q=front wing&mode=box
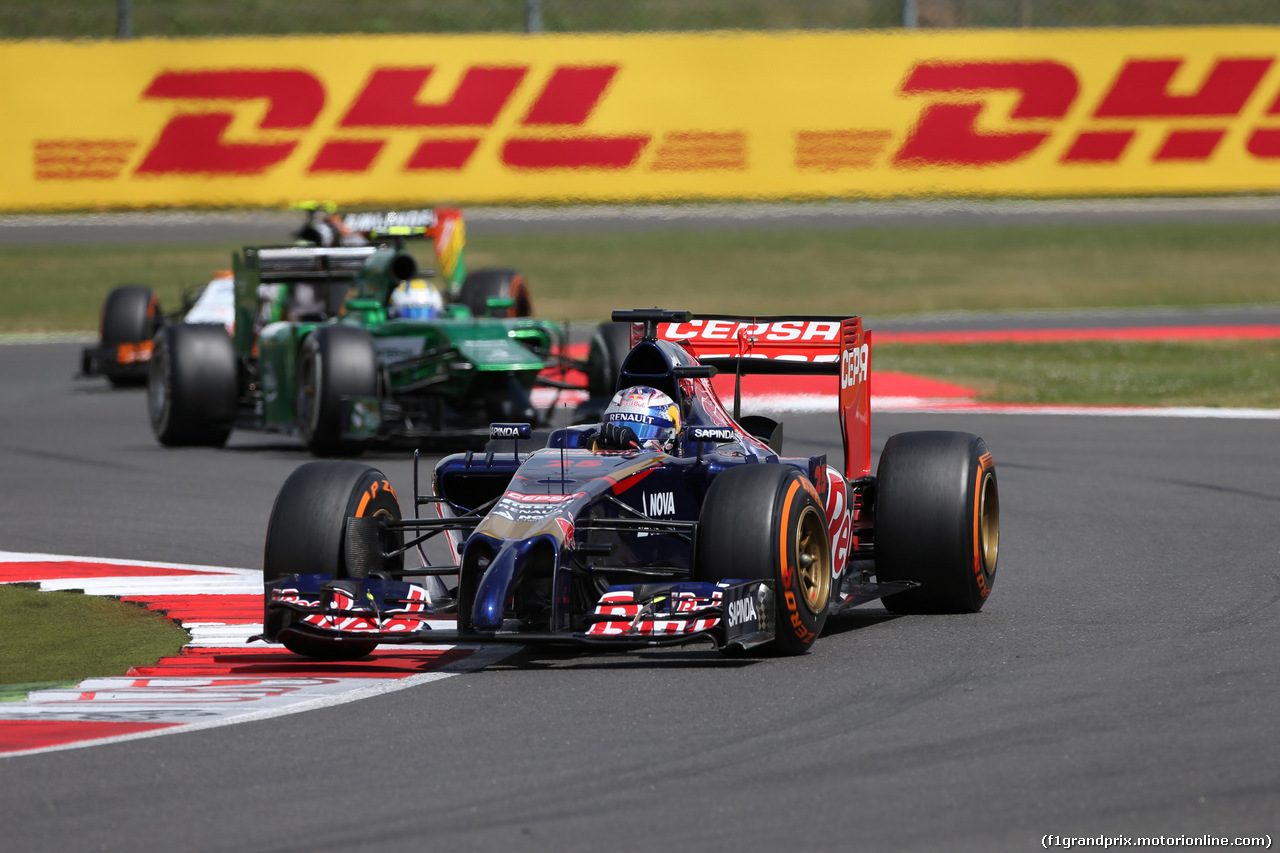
[259,574,775,651]
[80,340,153,380]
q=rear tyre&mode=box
[264,461,405,660]
[147,323,237,447]
[586,322,631,399]
[458,268,532,318]
[572,322,632,422]
[875,431,1000,614]
[296,325,377,457]
[101,286,161,387]
[696,463,831,655]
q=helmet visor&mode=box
[604,411,676,446]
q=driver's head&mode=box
[599,386,681,452]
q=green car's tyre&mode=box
[264,461,404,661]
[696,463,832,655]
[100,285,161,388]
[874,431,1000,614]
[459,268,531,318]
[147,323,237,447]
[296,325,377,457]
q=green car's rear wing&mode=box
[233,244,417,354]
[251,246,379,280]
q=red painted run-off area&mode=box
[0,561,227,582]
[131,646,473,678]
[0,721,181,753]
[120,594,262,623]
[0,560,475,755]
[3,645,473,753]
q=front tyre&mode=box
[264,461,405,660]
[101,285,161,388]
[148,323,237,447]
[296,325,377,457]
[875,431,1000,614]
[697,463,831,655]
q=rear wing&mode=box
[246,246,379,282]
[308,206,467,287]
[613,310,872,480]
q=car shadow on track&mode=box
[820,608,901,638]
[489,646,758,671]
[483,610,903,671]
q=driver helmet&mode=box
[389,278,444,320]
[601,386,681,452]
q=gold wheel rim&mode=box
[978,470,999,575]
[796,505,831,615]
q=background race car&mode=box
[256,309,1001,660]
[146,211,611,454]
[79,205,535,388]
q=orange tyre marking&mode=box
[778,479,800,590]
[972,451,994,598]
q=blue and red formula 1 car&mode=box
[256,309,1001,659]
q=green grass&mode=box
[877,340,1280,407]
[0,585,188,686]
[0,242,238,335]
[3,0,1277,39]
[470,222,1280,323]
[9,220,1270,334]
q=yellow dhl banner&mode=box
[5,27,1280,211]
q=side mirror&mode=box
[489,423,532,441]
[684,425,737,443]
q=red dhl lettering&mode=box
[113,52,1280,183]
[895,56,1280,167]
[135,63,651,176]
[894,60,1079,168]
[340,66,528,128]
[1092,58,1271,118]
[1066,57,1273,163]
[136,69,325,175]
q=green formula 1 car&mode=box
[145,210,595,455]
[80,204,534,388]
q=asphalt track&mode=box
[7,195,1280,245]
[1,339,1277,851]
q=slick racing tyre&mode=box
[875,431,1000,614]
[148,323,237,447]
[296,325,377,457]
[264,461,405,660]
[458,268,532,318]
[586,322,631,399]
[572,322,631,423]
[697,463,832,655]
[100,285,161,387]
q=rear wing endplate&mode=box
[350,207,466,287]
